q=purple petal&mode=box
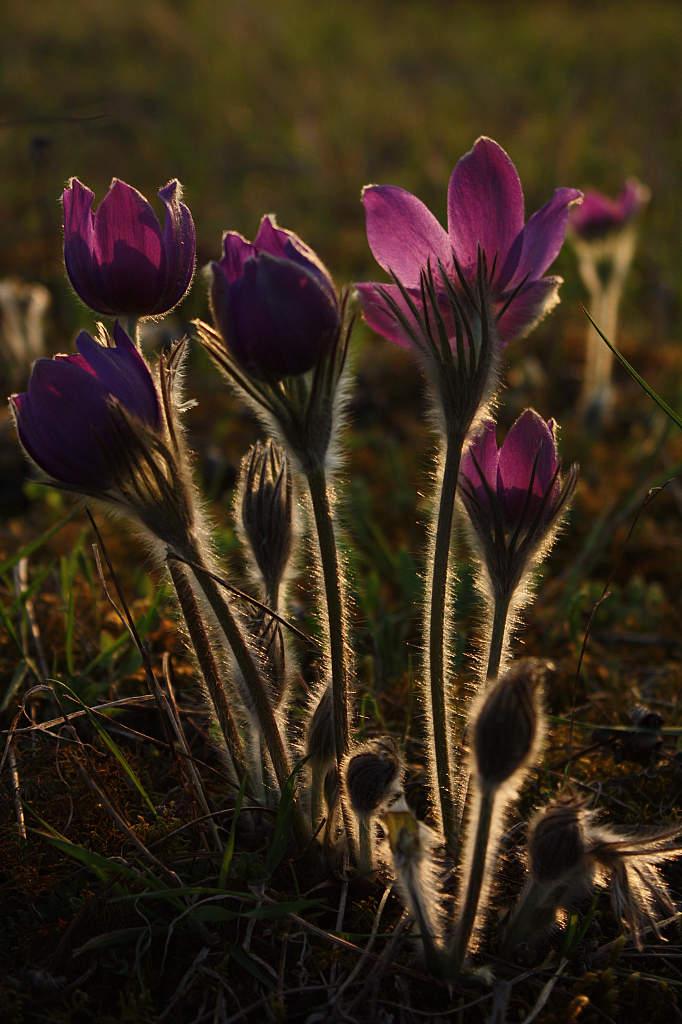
[362,185,452,288]
[219,231,258,283]
[12,358,117,489]
[496,277,562,345]
[156,179,196,314]
[76,325,161,428]
[447,138,524,274]
[356,282,423,349]
[500,188,583,291]
[461,419,500,491]
[497,410,558,520]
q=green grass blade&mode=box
[264,757,308,877]
[219,773,247,889]
[53,680,161,821]
[584,307,682,431]
[0,506,81,578]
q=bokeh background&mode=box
[2,0,682,667]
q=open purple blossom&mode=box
[63,178,196,318]
[10,321,161,494]
[459,410,578,603]
[356,137,582,350]
[208,215,340,381]
[570,179,650,241]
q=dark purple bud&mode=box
[63,177,196,318]
[209,215,340,381]
[570,179,650,241]
[344,737,402,819]
[240,439,293,593]
[10,322,161,494]
[528,795,587,885]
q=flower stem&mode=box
[125,315,139,345]
[426,435,461,850]
[451,786,494,971]
[186,549,312,852]
[305,464,350,766]
[168,560,251,792]
[486,592,512,681]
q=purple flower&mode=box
[63,178,196,318]
[209,215,340,381]
[459,410,578,599]
[570,179,650,241]
[357,137,582,349]
[10,321,161,494]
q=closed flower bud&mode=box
[207,215,340,382]
[472,659,551,791]
[63,178,195,319]
[528,795,587,885]
[306,685,335,772]
[240,439,293,598]
[343,737,402,820]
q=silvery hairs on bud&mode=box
[452,660,553,967]
[472,658,552,794]
[343,737,403,821]
[238,438,294,604]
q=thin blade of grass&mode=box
[0,506,80,578]
[264,757,308,877]
[583,306,682,431]
[219,774,247,888]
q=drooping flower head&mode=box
[357,137,582,352]
[10,323,196,549]
[63,178,196,318]
[503,792,682,952]
[570,178,650,242]
[459,410,578,602]
[207,215,341,381]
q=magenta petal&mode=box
[363,185,452,288]
[501,188,583,290]
[76,325,161,428]
[497,410,558,519]
[254,215,299,259]
[496,277,562,345]
[220,232,257,282]
[447,138,525,273]
[461,419,499,492]
[157,179,196,313]
[355,282,419,349]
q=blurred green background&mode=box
[1,0,681,353]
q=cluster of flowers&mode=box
[9,138,680,976]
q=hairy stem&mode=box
[425,435,462,849]
[452,786,494,971]
[186,548,312,852]
[486,591,512,681]
[169,560,251,792]
[305,464,350,766]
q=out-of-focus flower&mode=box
[63,178,195,318]
[570,179,650,242]
[0,279,50,386]
[208,215,340,381]
[11,322,160,493]
[357,137,581,350]
[459,410,578,601]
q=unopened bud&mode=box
[473,659,552,790]
[240,439,292,594]
[306,685,335,770]
[344,737,402,820]
[528,796,587,884]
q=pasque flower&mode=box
[207,214,341,381]
[459,410,578,602]
[357,137,581,350]
[11,321,161,494]
[10,322,197,552]
[570,178,650,241]
[63,177,195,318]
